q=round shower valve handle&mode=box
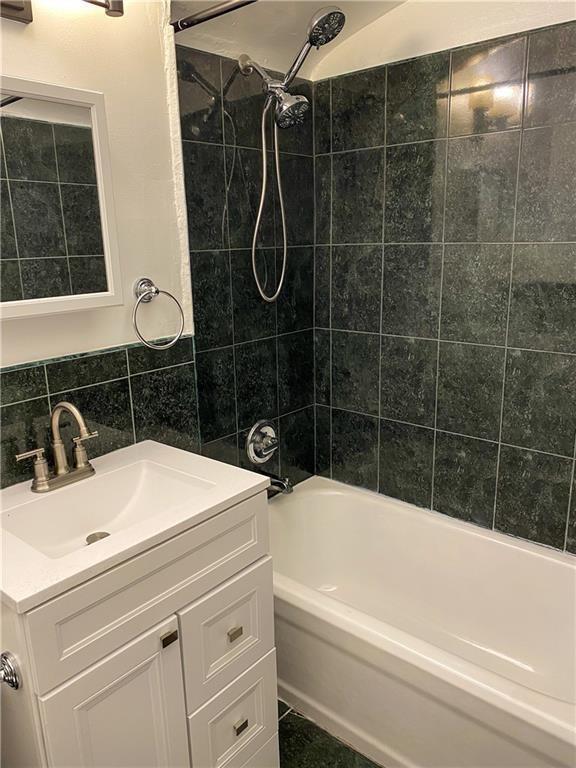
[1,652,21,690]
[246,420,279,464]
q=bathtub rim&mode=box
[273,570,576,750]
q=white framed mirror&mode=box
[0,76,122,319]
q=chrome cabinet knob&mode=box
[1,652,21,690]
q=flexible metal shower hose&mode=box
[251,96,288,303]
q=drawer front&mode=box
[179,557,274,712]
[27,493,269,694]
[188,650,277,768]
[240,734,279,768]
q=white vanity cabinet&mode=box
[1,486,279,768]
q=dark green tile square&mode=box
[222,57,273,150]
[509,243,576,354]
[10,181,65,259]
[314,329,331,406]
[315,405,331,477]
[231,248,276,343]
[332,66,386,151]
[445,131,520,242]
[0,260,22,301]
[1,116,58,181]
[315,154,331,245]
[55,379,133,462]
[525,23,576,127]
[332,244,382,333]
[332,408,379,491]
[380,336,437,427]
[0,397,51,489]
[277,247,314,333]
[190,250,233,350]
[131,364,199,452]
[235,338,278,430]
[1,180,17,259]
[46,349,127,393]
[201,433,239,467]
[495,445,572,549]
[227,146,274,249]
[387,51,450,144]
[379,419,434,507]
[176,46,223,144]
[279,711,381,768]
[314,79,331,155]
[278,330,314,414]
[332,149,384,244]
[441,244,512,344]
[516,123,576,242]
[60,184,103,255]
[276,154,314,246]
[385,140,446,243]
[433,432,498,527]
[332,330,379,415]
[20,258,70,299]
[280,406,315,485]
[183,141,227,250]
[502,349,576,456]
[53,124,97,184]
[450,37,526,136]
[0,365,46,406]
[315,245,330,328]
[437,342,504,440]
[127,336,194,375]
[382,244,442,337]
[69,256,107,294]
[196,347,236,443]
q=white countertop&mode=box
[1,441,269,614]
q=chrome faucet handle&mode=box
[15,448,51,492]
[72,431,99,470]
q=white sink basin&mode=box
[1,441,268,612]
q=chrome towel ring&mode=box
[132,277,185,351]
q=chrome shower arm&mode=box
[282,41,312,88]
[238,55,278,89]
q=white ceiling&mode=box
[171,0,405,80]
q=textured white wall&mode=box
[1,0,191,367]
[312,0,576,79]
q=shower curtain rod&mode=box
[171,0,257,33]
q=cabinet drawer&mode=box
[27,493,268,694]
[240,734,279,768]
[179,557,274,712]
[188,650,277,768]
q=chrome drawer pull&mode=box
[234,718,249,737]
[227,625,243,643]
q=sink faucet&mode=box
[15,401,98,493]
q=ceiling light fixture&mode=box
[82,0,123,17]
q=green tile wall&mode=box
[313,21,576,553]
[0,337,198,489]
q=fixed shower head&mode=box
[274,91,310,129]
[307,6,346,47]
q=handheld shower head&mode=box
[274,92,310,129]
[307,6,346,47]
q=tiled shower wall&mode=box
[313,21,576,553]
[176,45,316,481]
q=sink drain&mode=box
[86,531,110,545]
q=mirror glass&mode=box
[1,95,108,302]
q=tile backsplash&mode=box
[0,116,106,301]
[313,21,576,553]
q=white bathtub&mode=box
[270,476,576,768]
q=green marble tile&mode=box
[332,149,384,244]
[379,419,434,508]
[69,256,107,294]
[201,433,239,467]
[332,66,386,151]
[0,396,51,488]
[380,336,437,428]
[0,365,47,406]
[1,116,58,181]
[525,23,576,127]
[127,336,194,375]
[278,330,314,414]
[280,406,315,485]
[332,409,379,492]
[46,349,127,394]
[332,331,379,415]
[332,244,382,333]
[53,124,97,184]
[191,250,233,351]
[176,46,223,145]
[196,347,236,443]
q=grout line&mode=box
[51,125,73,296]
[181,135,313,159]
[430,51,452,511]
[124,349,137,444]
[562,434,576,551]
[492,41,529,530]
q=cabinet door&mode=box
[39,616,189,768]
